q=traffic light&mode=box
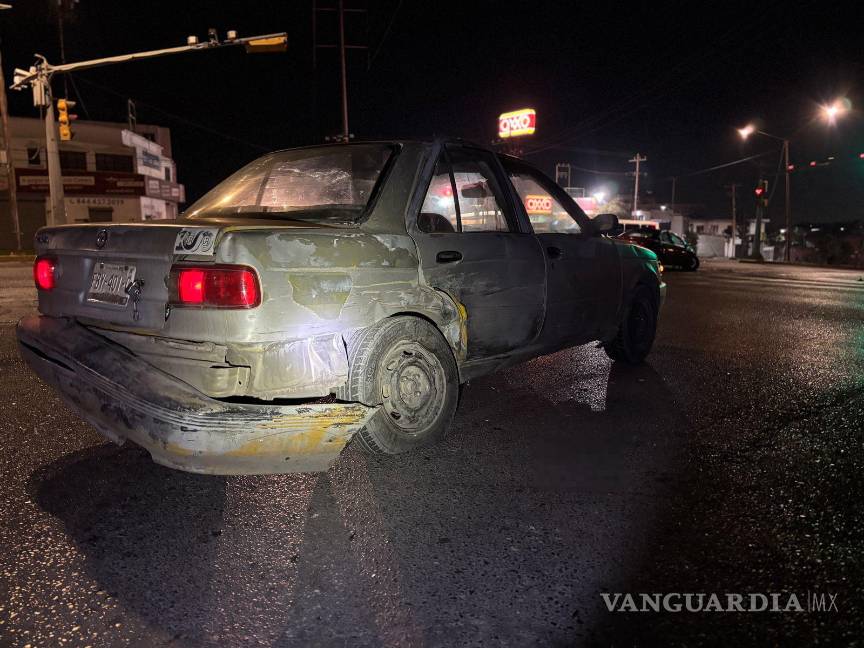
[754,179,768,204]
[56,98,77,141]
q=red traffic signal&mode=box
[754,179,768,200]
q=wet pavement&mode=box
[1,259,863,646]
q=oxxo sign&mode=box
[525,194,553,214]
[498,108,536,138]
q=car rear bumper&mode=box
[16,315,375,475]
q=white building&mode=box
[1,117,184,249]
[687,217,770,258]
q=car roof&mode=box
[265,138,506,159]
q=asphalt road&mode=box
[1,259,863,647]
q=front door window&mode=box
[507,171,582,234]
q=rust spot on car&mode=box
[288,273,353,319]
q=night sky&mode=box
[2,0,862,224]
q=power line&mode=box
[524,144,632,159]
[369,0,402,68]
[522,0,787,155]
[72,75,269,152]
[678,150,776,178]
[66,73,90,119]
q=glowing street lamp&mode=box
[592,190,607,203]
[737,124,756,139]
[820,98,850,124]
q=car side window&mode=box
[669,232,686,247]
[507,169,582,234]
[418,158,459,233]
[446,146,512,233]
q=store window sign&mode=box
[141,151,162,170]
[498,108,536,138]
[525,194,552,214]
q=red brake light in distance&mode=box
[170,265,260,308]
[33,257,56,291]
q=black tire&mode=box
[603,284,658,364]
[342,316,459,455]
[686,254,700,271]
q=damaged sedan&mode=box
[17,140,665,474]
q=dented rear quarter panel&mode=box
[154,142,466,398]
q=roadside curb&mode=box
[736,258,864,271]
[0,255,35,263]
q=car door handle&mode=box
[436,250,463,263]
[546,246,564,259]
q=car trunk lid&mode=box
[35,223,219,331]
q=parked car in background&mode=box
[17,140,665,475]
[618,227,699,270]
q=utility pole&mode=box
[724,183,739,259]
[751,180,768,261]
[0,42,22,250]
[313,1,367,142]
[629,153,647,217]
[56,0,73,99]
[127,98,136,133]
[337,0,349,140]
[670,176,677,212]
[10,30,287,226]
[555,162,571,190]
[782,139,791,262]
[43,89,64,225]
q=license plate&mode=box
[87,262,136,306]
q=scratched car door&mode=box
[408,145,546,360]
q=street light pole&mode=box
[9,30,287,228]
[737,126,792,262]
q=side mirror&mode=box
[592,212,619,234]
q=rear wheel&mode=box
[344,316,459,455]
[603,284,658,364]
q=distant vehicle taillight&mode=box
[33,257,56,291]
[168,265,261,308]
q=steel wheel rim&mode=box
[628,300,654,356]
[380,341,446,433]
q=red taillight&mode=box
[177,269,206,304]
[170,265,260,308]
[33,257,56,291]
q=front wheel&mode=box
[603,285,658,364]
[686,254,700,271]
[345,316,459,455]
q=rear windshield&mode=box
[185,144,394,222]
